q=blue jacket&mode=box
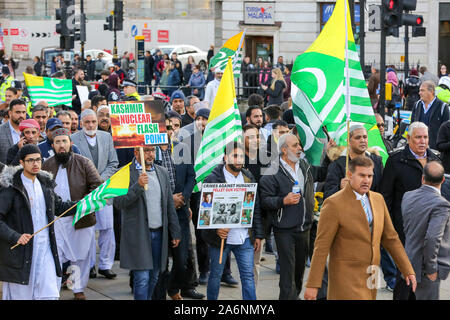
[188,72,206,99]
[167,69,181,96]
[38,138,82,161]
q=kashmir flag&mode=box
[209,31,245,75]
[73,163,131,225]
[23,72,72,107]
[291,0,388,165]
[193,58,242,192]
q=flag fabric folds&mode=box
[23,72,72,107]
[73,163,131,225]
[208,31,245,75]
[291,0,388,165]
[193,58,243,192]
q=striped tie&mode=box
[361,197,373,225]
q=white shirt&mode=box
[222,167,249,245]
[8,121,21,145]
[204,78,220,107]
[84,133,97,147]
[280,158,304,194]
[353,190,373,228]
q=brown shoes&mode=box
[74,292,86,300]
[170,292,183,300]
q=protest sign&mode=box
[197,183,258,229]
[109,100,168,148]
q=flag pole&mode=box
[232,29,246,72]
[344,0,351,175]
[219,238,225,264]
[10,202,78,250]
[140,146,148,191]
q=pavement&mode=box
[2,226,449,300]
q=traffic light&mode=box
[400,0,424,27]
[412,26,426,37]
[382,0,400,37]
[114,1,124,31]
[104,15,113,31]
[55,0,71,36]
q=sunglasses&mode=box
[377,123,385,128]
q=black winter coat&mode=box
[0,167,76,285]
[265,80,286,106]
[380,146,441,244]
[259,158,315,232]
[410,98,449,150]
[201,164,265,248]
[324,152,384,200]
[436,120,450,173]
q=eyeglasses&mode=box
[24,158,42,164]
[377,123,385,128]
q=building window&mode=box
[154,0,174,10]
[190,0,211,10]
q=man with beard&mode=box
[259,133,316,300]
[0,99,27,164]
[68,110,79,133]
[0,144,76,300]
[6,119,40,166]
[246,105,269,142]
[42,128,103,300]
[38,118,82,161]
[97,105,111,132]
[71,109,119,280]
[202,141,264,300]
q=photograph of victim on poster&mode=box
[197,183,257,229]
[109,100,167,148]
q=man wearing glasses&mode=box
[0,144,75,299]
[375,113,394,154]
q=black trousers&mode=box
[167,217,195,295]
[113,207,121,260]
[274,228,310,300]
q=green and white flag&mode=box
[193,58,242,192]
[291,0,388,166]
[23,73,72,107]
[209,31,245,75]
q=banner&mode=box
[197,183,257,229]
[109,100,168,148]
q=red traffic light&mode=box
[402,13,424,26]
[384,0,398,11]
[389,0,395,10]
[416,17,423,25]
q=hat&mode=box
[170,90,185,103]
[1,65,10,75]
[152,92,170,102]
[46,118,63,131]
[52,128,71,138]
[19,119,40,132]
[167,110,182,122]
[122,79,137,87]
[195,108,210,120]
[11,80,22,90]
[128,63,135,69]
[19,144,41,161]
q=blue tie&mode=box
[361,197,373,225]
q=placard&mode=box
[197,183,258,229]
[76,85,90,105]
[109,100,168,148]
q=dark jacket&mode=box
[167,69,181,96]
[42,153,103,229]
[411,98,449,150]
[72,78,82,114]
[201,164,265,248]
[259,158,315,232]
[324,151,384,199]
[113,161,181,271]
[380,146,441,244]
[0,167,75,285]
[86,59,96,81]
[265,80,286,106]
[144,55,155,83]
[403,75,421,111]
[436,120,450,173]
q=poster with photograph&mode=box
[197,183,258,229]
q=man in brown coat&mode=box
[304,157,416,300]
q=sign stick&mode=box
[219,238,225,264]
[10,202,78,250]
[140,146,148,190]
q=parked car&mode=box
[151,45,208,71]
[76,49,113,64]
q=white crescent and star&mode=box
[294,67,327,103]
[50,78,64,89]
